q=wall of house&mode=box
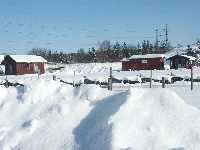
[122,61,131,71]
[169,56,191,69]
[122,57,164,70]
[2,56,17,75]
[16,63,45,75]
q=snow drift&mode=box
[0,80,200,150]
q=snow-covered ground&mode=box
[0,62,200,150]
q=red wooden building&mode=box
[1,55,47,75]
[121,54,165,71]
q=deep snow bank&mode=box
[109,89,200,150]
[61,62,121,75]
[0,80,112,150]
[0,80,200,150]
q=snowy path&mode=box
[73,91,128,150]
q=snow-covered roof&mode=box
[165,43,200,59]
[121,58,129,62]
[181,55,196,61]
[9,55,47,63]
[165,54,196,61]
[0,55,4,63]
[129,54,165,59]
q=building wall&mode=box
[16,63,45,75]
[169,56,190,69]
[122,57,164,70]
[2,55,46,75]
[2,56,17,75]
[122,61,131,71]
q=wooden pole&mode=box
[162,77,165,88]
[53,75,56,81]
[108,67,112,90]
[150,70,152,88]
[191,67,193,90]
[37,70,40,79]
[73,70,75,87]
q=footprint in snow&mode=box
[171,147,184,150]
[0,126,10,141]
[21,119,39,134]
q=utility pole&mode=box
[155,28,159,53]
[165,24,168,51]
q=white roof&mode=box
[0,55,4,63]
[181,55,196,61]
[121,58,129,62]
[165,54,196,61]
[129,54,165,59]
[9,55,47,63]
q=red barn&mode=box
[1,55,47,75]
[122,54,165,71]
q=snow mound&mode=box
[74,88,200,150]
[109,89,200,150]
[0,80,200,150]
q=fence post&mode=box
[191,67,193,90]
[73,70,75,87]
[162,77,165,88]
[5,79,9,88]
[37,70,40,79]
[150,70,152,88]
[53,75,56,81]
[108,67,112,91]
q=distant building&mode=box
[166,54,196,69]
[1,55,47,75]
[121,54,165,70]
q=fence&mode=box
[110,67,200,91]
[1,67,200,91]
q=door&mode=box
[34,64,39,73]
[8,64,13,74]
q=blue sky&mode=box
[0,0,200,54]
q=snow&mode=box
[129,54,165,59]
[0,55,4,63]
[181,55,196,60]
[0,62,200,150]
[121,58,129,62]
[8,55,47,63]
[165,43,200,59]
[110,89,200,150]
[0,55,4,73]
[165,54,196,61]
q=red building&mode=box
[122,54,165,71]
[1,55,47,75]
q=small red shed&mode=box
[1,55,47,75]
[122,54,165,71]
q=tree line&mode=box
[29,40,171,63]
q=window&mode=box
[141,59,148,64]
